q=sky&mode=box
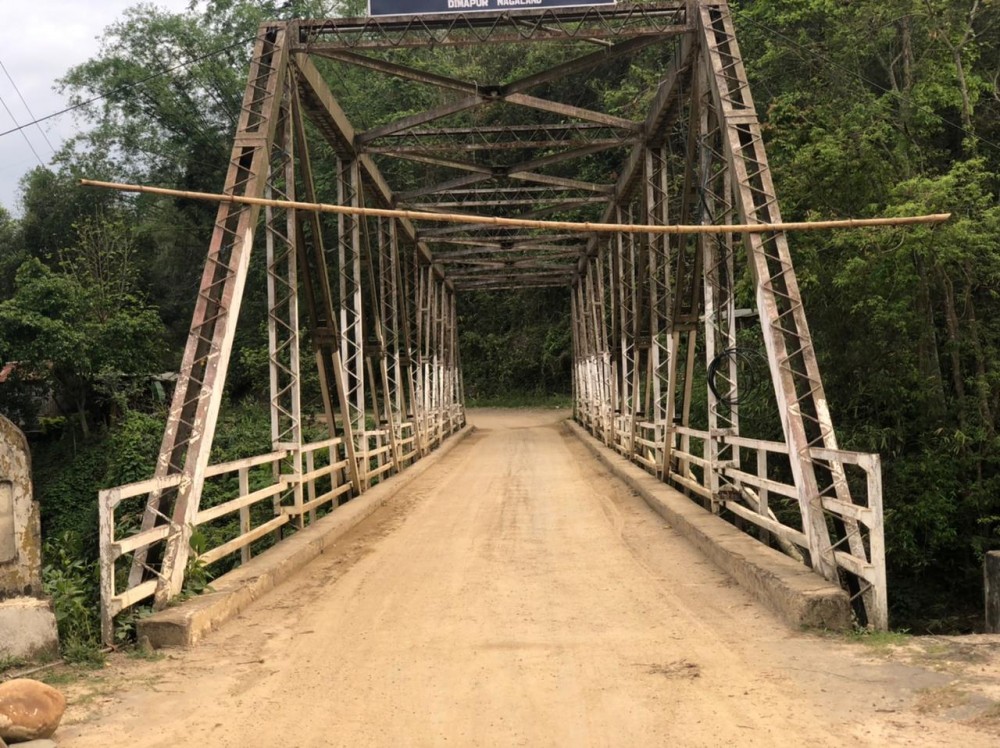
[0,0,195,215]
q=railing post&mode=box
[98,489,116,645]
[238,467,251,565]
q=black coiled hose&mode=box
[706,348,764,408]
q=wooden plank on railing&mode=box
[286,482,353,514]
[807,446,869,465]
[368,460,394,481]
[204,450,286,479]
[672,450,710,469]
[194,481,288,525]
[99,475,182,509]
[722,466,798,500]
[820,496,874,525]
[722,500,809,549]
[109,579,157,617]
[673,425,708,439]
[670,472,712,499]
[634,452,657,470]
[299,437,343,454]
[832,549,873,579]
[297,459,349,483]
[365,445,393,459]
[112,524,172,560]
[198,514,290,567]
[722,434,789,455]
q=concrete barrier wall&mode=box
[566,420,852,631]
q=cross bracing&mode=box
[98,1,889,644]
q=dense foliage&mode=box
[733,0,1000,630]
[0,0,997,653]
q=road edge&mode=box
[138,424,477,648]
[565,419,852,632]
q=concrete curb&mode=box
[565,420,852,631]
[138,425,476,648]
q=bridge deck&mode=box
[63,410,993,746]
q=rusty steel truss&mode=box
[98,1,887,642]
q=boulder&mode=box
[0,679,65,743]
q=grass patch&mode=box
[915,684,969,714]
[36,662,102,688]
[847,628,911,651]
[969,701,1000,728]
[0,655,29,674]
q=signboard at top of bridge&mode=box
[368,0,617,19]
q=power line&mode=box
[0,58,57,154]
[737,11,1000,156]
[0,33,257,141]
[0,91,46,169]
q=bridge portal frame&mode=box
[98,1,886,644]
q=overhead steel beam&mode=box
[455,276,574,287]
[510,141,626,173]
[415,197,607,209]
[292,53,451,286]
[507,172,610,193]
[435,249,581,262]
[376,150,495,175]
[425,233,588,245]
[433,245,584,259]
[358,95,484,143]
[398,173,491,201]
[311,50,478,94]
[365,139,629,154]
[379,122,632,138]
[575,32,694,278]
[502,35,665,94]
[292,4,690,51]
[505,92,641,131]
[386,142,622,182]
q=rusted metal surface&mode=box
[99,17,466,642]
[570,2,887,629]
[293,4,691,50]
[98,1,887,641]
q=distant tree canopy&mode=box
[0,0,997,631]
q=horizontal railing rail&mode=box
[576,413,887,629]
[99,410,465,643]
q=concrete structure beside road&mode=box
[0,414,59,660]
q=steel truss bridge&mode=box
[98,1,888,643]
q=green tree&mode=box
[0,213,166,435]
[734,0,1000,629]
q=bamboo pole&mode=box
[80,178,951,235]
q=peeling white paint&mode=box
[0,415,42,597]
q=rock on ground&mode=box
[0,679,65,743]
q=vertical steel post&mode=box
[143,27,291,605]
[264,90,304,527]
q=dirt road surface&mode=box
[57,410,1000,746]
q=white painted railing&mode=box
[577,415,888,629]
[99,414,464,643]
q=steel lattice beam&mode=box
[100,2,887,644]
